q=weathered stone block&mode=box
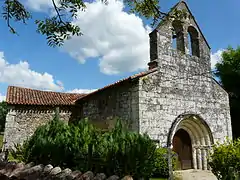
[121,176,133,180]
[106,175,119,180]
[76,171,94,180]
[17,164,44,179]
[66,170,82,180]
[49,167,62,176]
[93,173,106,180]
[43,164,54,175]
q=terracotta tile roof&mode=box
[6,68,157,106]
[78,68,158,101]
[6,86,86,106]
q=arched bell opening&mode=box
[188,26,200,57]
[172,20,185,53]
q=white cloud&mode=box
[62,0,150,75]
[0,93,6,102]
[67,88,97,94]
[23,0,151,75]
[24,0,57,12]
[211,49,224,69]
[0,51,63,91]
[23,0,223,75]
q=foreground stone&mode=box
[173,169,217,180]
[0,161,133,180]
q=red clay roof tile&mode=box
[6,68,157,106]
[6,86,86,106]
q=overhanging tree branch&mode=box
[51,0,66,25]
[1,0,185,47]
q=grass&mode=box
[150,178,167,180]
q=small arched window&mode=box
[188,26,200,57]
[172,20,185,53]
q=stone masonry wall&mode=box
[77,81,139,131]
[139,59,232,146]
[140,2,232,146]
[3,105,75,150]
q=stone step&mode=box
[173,169,217,180]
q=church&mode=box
[3,1,232,171]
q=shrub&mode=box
[93,120,157,178]
[208,138,240,180]
[11,118,158,179]
[11,117,99,169]
[9,143,28,162]
[152,147,177,178]
[18,117,73,166]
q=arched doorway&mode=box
[167,114,214,171]
[172,129,193,170]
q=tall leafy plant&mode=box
[15,117,99,169]
[22,117,71,166]
[93,120,157,178]
[208,138,240,180]
[214,46,240,139]
[11,118,171,179]
[0,101,7,132]
[152,148,177,178]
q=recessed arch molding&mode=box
[167,113,214,177]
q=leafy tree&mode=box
[0,101,7,132]
[208,138,240,180]
[1,0,186,47]
[214,46,240,139]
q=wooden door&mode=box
[172,129,193,170]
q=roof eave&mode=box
[76,68,158,103]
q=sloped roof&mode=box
[77,68,158,101]
[6,86,86,106]
[6,68,157,106]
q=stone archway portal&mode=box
[168,114,214,171]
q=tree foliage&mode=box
[214,46,240,138]
[0,101,7,132]
[152,147,177,178]
[208,138,240,180]
[1,0,185,47]
[10,117,173,178]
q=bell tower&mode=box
[148,1,211,74]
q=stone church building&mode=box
[3,1,232,171]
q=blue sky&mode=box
[0,0,240,100]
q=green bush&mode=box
[152,147,177,178]
[208,138,240,180]
[9,143,28,162]
[11,118,99,169]
[11,118,158,179]
[93,120,157,178]
[0,101,7,132]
